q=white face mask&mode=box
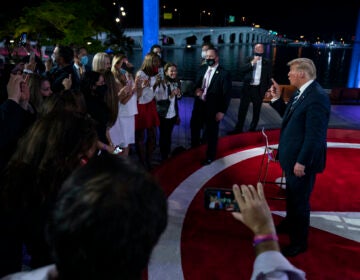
[201,51,207,59]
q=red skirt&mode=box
[135,99,160,130]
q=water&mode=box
[126,44,353,89]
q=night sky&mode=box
[130,1,359,41]
[2,1,359,42]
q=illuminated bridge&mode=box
[97,26,283,48]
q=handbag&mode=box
[156,99,170,117]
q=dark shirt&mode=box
[44,64,79,94]
[85,94,109,144]
[0,99,36,172]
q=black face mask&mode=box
[254,53,263,57]
[206,59,215,66]
[94,84,108,96]
[121,62,127,69]
[124,66,134,74]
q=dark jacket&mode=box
[45,64,79,94]
[239,56,272,97]
[271,81,331,174]
[0,100,36,171]
[194,64,232,116]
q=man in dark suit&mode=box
[268,58,331,257]
[0,74,36,173]
[73,46,91,82]
[43,45,79,94]
[190,47,232,165]
[229,43,272,134]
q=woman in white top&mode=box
[134,52,163,170]
[156,62,182,161]
[109,54,138,156]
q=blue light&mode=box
[143,0,159,58]
[348,9,360,88]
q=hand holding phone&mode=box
[158,67,164,80]
[113,146,123,155]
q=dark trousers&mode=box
[285,171,316,247]
[190,98,206,148]
[0,227,23,277]
[135,127,157,169]
[190,98,219,161]
[236,85,264,131]
[159,116,177,161]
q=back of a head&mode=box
[92,52,111,72]
[58,45,74,65]
[80,70,101,97]
[28,73,44,112]
[0,111,98,210]
[140,52,161,76]
[202,42,214,50]
[47,153,168,280]
[41,90,87,116]
[13,110,97,169]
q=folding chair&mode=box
[257,128,286,199]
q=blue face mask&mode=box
[80,56,88,66]
[120,68,127,75]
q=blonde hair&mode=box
[111,54,127,86]
[287,58,317,80]
[92,52,111,72]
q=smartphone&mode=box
[204,188,240,212]
[158,67,164,79]
[113,146,123,155]
[19,32,27,46]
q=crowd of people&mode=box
[0,42,182,276]
[0,38,330,279]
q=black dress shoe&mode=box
[281,244,307,257]
[201,159,212,165]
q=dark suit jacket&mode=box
[0,100,36,171]
[239,56,272,97]
[73,64,91,87]
[195,64,232,116]
[271,81,331,174]
[45,64,79,94]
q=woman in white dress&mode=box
[108,54,138,156]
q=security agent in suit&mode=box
[190,47,232,165]
[268,58,331,257]
[230,43,272,134]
